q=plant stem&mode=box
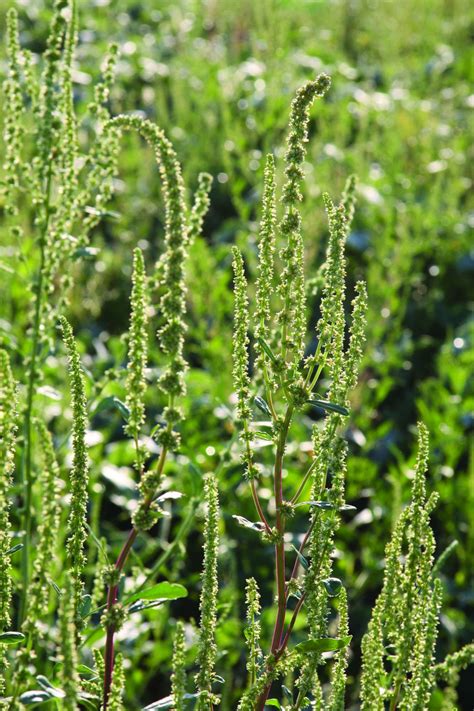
[290,460,316,505]
[19,162,53,625]
[255,405,293,710]
[132,496,198,594]
[103,526,138,706]
[103,445,168,708]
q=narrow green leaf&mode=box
[254,396,271,417]
[254,430,273,441]
[36,676,66,699]
[291,544,309,570]
[307,399,349,416]
[265,700,281,709]
[77,692,101,710]
[72,246,100,260]
[232,515,266,533]
[19,690,51,705]
[143,693,201,710]
[37,385,62,401]
[79,594,92,618]
[92,395,130,421]
[295,635,352,654]
[339,504,357,512]
[0,632,25,645]
[155,491,183,504]
[126,582,188,606]
[257,337,278,365]
[295,500,335,510]
[6,543,23,555]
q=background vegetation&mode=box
[0,0,472,708]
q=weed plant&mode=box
[0,2,472,710]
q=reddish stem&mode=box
[255,407,293,710]
[103,527,138,707]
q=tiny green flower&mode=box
[59,575,80,710]
[171,621,187,710]
[195,474,220,709]
[124,248,150,469]
[59,316,90,633]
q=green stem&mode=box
[290,459,316,505]
[103,424,171,708]
[255,405,293,711]
[132,496,198,594]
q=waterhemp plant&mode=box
[0,0,213,707]
[229,74,369,709]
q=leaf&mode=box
[0,632,25,645]
[257,337,278,365]
[77,664,97,676]
[36,676,66,699]
[79,594,92,618]
[291,544,309,570]
[295,500,335,510]
[254,396,271,417]
[307,399,349,416]
[295,635,352,654]
[72,246,100,260]
[37,385,62,401]
[6,543,23,555]
[143,693,201,710]
[19,690,52,705]
[0,261,14,274]
[323,577,343,597]
[85,206,120,220]
[126,582,188,606]
[48,579,62,597]
[155,491,183,504]
[339,504,357,512]
[232,515,265,533]
[254,430,273,441]
[265,700,281,709]
[92,396,130,421]
[77,692,101,710]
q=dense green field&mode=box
[0,0,472,709]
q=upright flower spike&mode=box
[278,74,331,369]
[318,196,347,405]
[108,653,125,711]
[328,588,350,711]
[171,621,187,710]
[2,8,25,215]
[0,350,16,693]
[195,474,220,709]
[341,174,357,230]
[107,115,189,437]
[188,172,213,246]
[36,0,69,187]
[59,316,89,632]
[255,154,277,380]
[361,424,445,710]
[344,280,368,397]
[244,578,262,688]
[22,420,61,640]
[232,247,256,480]
[59,576,80,710]
[124,248,149,472]
[79,43,121,243]
[232,247,252,424]
[43,0,79,292]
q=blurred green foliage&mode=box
[0,0,472,707]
